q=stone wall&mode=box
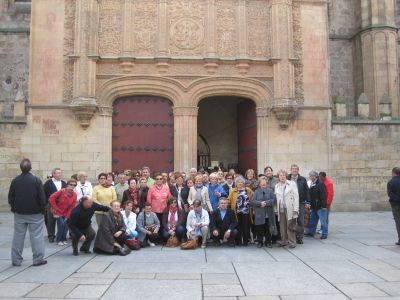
[0,1,30,121]
[331,122,400,211]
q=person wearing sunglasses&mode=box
[49,179,78,246]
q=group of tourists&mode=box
[8,158,337,265]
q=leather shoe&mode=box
[48,237,55,243]
[320,236,327,240]
[395,241,400,246]
[12,262,21,267]
[80,248,92,254]
[265,243,273,248]
[257,243,263,248]
[32,260,47,266]
[296,239,303,244]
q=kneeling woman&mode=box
[162,197,186,242]
[94,200,131,256]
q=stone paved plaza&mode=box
[0,212,400,299]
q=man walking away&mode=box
[8,159,47,266]
[388,167,400,245]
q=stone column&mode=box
[70,0,99,128]
[270,0,297,129]
[173,106,198,172]
[256,107,269,173]
[358,0,399,117]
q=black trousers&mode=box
[69,225,96,252]
[391,202,400,242]
[156,213,164,239]
[212,228,238,244]
[256,219,272,244]
[236,213,250,245]
[271,214,281,242]
[45,204,56,240]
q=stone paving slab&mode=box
[66,284,109,299]
[234,261,339,296]
[101,279,202,300]
[202,273,240,285]
[280,294,349,300]
[307,260,384,284]
[0,282,40,298]
[373,282,400,297]
[205,247,275,263]
[336,282,388,298]
[351,258,400,281]
[203,284,245,297]
[25,283,77,298]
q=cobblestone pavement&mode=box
[0,212,400,299]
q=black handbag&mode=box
[288,218,303,234]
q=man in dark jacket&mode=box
[43,168,66,242]
[67,196,110,256]
[8,159,47,267]
[388,167,400,245]
[288,164,310,244]
[210,198,238,247]
[306,170,328,239]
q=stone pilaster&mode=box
[206,0,216,58]
[70,0,99,128]
[256,107,269,173]
[173,106,198,172]
[157,0,168,57]
[0,0,9,13]
[238,0,247,58]
[271,0,297,129]
[358,0,399,118]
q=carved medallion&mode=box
[169,18,204,50]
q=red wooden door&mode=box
[237,100,257,174]
[112,96,174,173]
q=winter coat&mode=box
[252,188,277,235]
[275,180,299,221]
[94,210,126,254]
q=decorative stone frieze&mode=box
[271,98,297,129]
[70,97,98,129]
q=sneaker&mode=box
[317,229,322,235]
[63,241,68,245]
[57,241,64,246]
[32,260,47,267]
[147,240,155,247]
[201,244,206,249]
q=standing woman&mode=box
[170,173,189,213]
[122,178,139,213]
[245,169,258,191]
[187,175,212,212]
[49,179,78,246]
[147,173,171,235]
[228,175,253,246]
[92,173,117,226]
[275,170,299,248]
[138,177,149,211]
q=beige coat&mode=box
[274,180,299,221]
[187,186,212,211]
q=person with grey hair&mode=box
[114,173,129,202]
[208,172,227,211]
[228,175,253,246]
[306,170,328,239]
[186,199,210,248]
[74,171,93,203]
[43,167,66,243]
[8,159,47,266]
[275,170,299,248]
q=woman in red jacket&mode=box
[50,179,77,246]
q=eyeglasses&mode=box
[68,184,77,187]
[156,178,163,180]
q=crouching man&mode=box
[67,196,109,256]
[210,198,238,247]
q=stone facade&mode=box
[0,0,398,211]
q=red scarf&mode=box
[129,188,138,206]
[169,206,178,228]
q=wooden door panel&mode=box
[112,96,174,173]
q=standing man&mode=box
[388,167,400,245]
[307,170,328,239]
[114,173,128,202]
[138,166,155,188]
[74,171,93,203]
[8,159,47,266]
[319,171,334,225]
[43,168,66,242]
[288,164,310,244]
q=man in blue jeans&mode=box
[306,170,328,239]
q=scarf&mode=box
[195,210,202,236]
[169,206,178,228]
[129,187,137,205]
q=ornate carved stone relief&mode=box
[63,0,76,102]
[246,0,271,58]
[215,0,238,58]
[168,0,206,56]
[98,0,122,56]
[292,1,304,104]
[133,0,157,57]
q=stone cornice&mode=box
[173,106,198,117]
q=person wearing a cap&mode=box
[306,170,328,239]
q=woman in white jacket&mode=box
[275,170,299,248]
[121,201,138,239]
[187,175,212,212]
[186,199,210,248]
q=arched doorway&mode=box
[197,96,257,174]
[112,96,174,173]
